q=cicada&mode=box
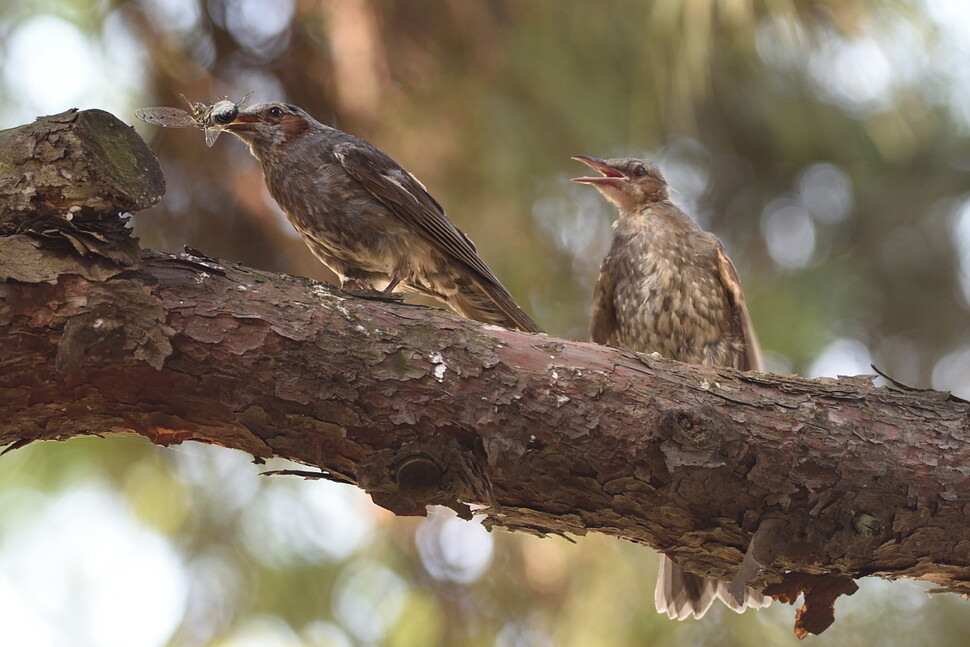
[135,92,253,147]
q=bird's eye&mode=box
[268,106,284,118]
[633,165,647,177]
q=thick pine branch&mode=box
[2,109,969,637]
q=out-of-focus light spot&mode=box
[951,196,970,308]
[416,507,494,584]
[925,0,970,40]
[761,197,816,268]
[879,19,929,86]
[808,338,872,378]
[808,34,894,113]
[755,14,809,67]
[189,33,217,71]
[797,163,853,224]
[0,12,147,126]
[140,0,202,35]
[758,14,926,118]
[302,621,353,647]
[3,15,97,119]
[931,344,970,399]
[0,484,187,647]
[332,561,407,644]
[240,479,375,567]
[178,549,246,646]
[919,0,970,129]
[218,615,302,647]
[225,0,294,58]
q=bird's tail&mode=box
[446,279,542,333]
[655,556,771,620]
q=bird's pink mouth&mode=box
[570,155,628,186]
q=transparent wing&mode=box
[203,126,222,147]
[134,107,197,128]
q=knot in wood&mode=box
[852,512,883,536]
[661,408,719,449]
[358,440,491,519]
[56,310,124,372]
[659,407,741,469]
[395,454,443,497]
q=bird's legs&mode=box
[383,271,403,294]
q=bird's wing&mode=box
[712,238,764,372]
[588,260,618,345]
[332,142,499,281]
[333,141,541,333]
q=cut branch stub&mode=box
[0,108,164,217]
[0,108,165,270]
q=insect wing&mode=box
[203,125,223,147]
[135,106,198,128]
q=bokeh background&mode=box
[3,1,970,645]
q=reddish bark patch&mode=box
[764,572,859,638]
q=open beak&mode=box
[223,113,263,132]
[570,155,628,188]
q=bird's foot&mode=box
[342,287,409,303]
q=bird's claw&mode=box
[342,287,409,303]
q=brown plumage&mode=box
[572,154,769,620]
[222,102,541,333]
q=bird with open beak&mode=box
[220,101,542,333]
[572,154,770,620]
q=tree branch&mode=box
[2,109,969,636]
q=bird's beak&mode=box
[223,113,262,132]
[570,155,628,188]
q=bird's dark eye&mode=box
[268,106,284,118]
[633,165,647,177]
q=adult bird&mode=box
[572,154,770,620]
[220,101,541,333]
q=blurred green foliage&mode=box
[2,0,970,645]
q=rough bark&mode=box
[2,109,969,637]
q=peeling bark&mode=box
[2,109,970,636]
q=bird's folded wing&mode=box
[333,142,541,333]
[588,262,617,345]
[712,238,764,372]
[333,142,505,287]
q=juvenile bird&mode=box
[572,155,770,620]
[221,102,541,333]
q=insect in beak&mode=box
[135,91,253,147]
